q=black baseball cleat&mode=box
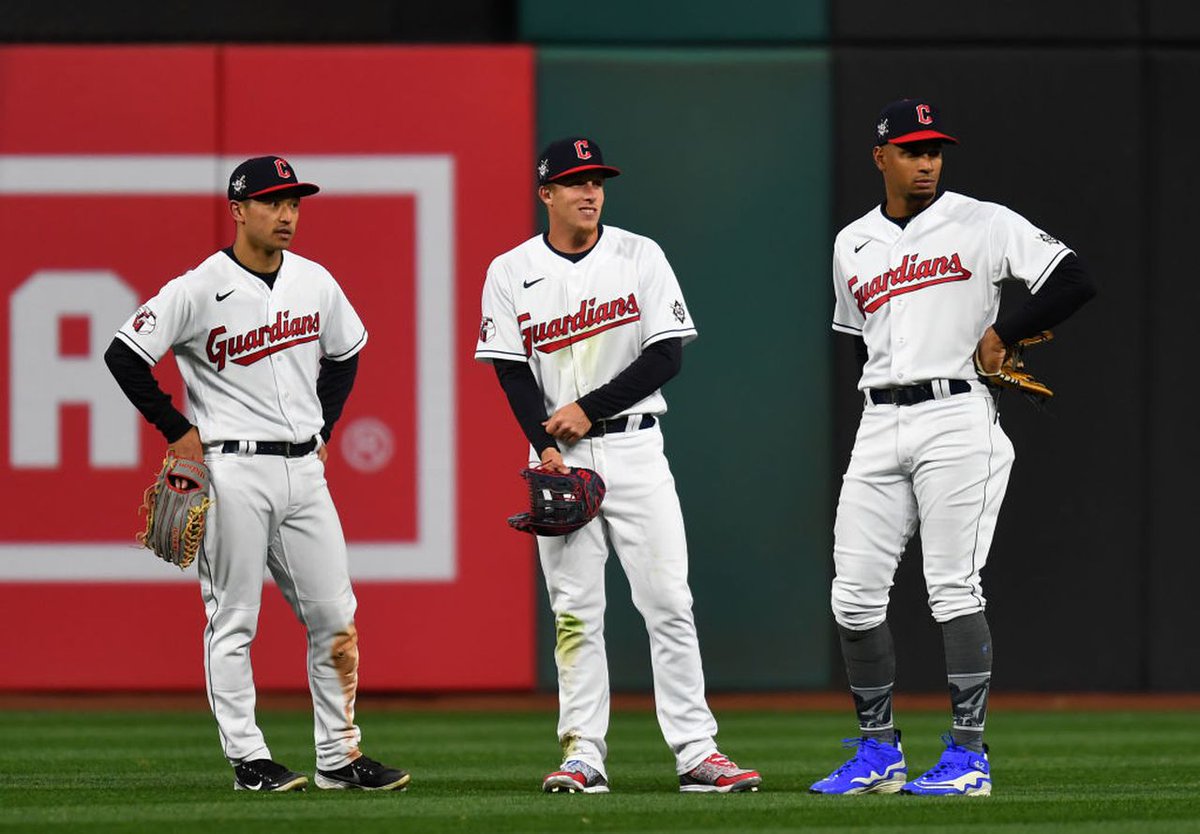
[233,758,308,792]
[315,754,411,791]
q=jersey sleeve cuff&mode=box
[832,321,863,335]
[475,347,528,363]
[642,327,697,349]
[114,330,160,365]
[324,330,368,361]
[1030,247,1073,294]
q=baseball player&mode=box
[104,156,408,792]
[810,101,1096,797]
[475,137,761,794]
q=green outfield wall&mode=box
[535,48,835,690]
[520,0,828,43]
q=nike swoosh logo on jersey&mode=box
[215,290,235,302]
[523,277,547,289]
[854,240,871,253]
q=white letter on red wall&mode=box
[10,270,139,467]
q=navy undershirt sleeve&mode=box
[576,339,682,421]
[316,353,359,442]
[103,338,193,443]
[993,253,1097,345]
[493,360,558,455]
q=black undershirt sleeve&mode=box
[992,253,1097,345]
[316,353,359,442]
[854,336,869,373]
[103,338,193,443]
[576,338,683,421]
[493,338,684,456]
[493,360,557,455]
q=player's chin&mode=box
[910,181,937,197]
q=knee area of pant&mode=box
[303,597,357,636]
[927,590,986,623]
[329,623,359,673]
[931,602,986,624]
[833,607,887,632]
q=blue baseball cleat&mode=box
[901,735,991,796]
[810,731,907,795]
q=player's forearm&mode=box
[316,353,359,442]
[104,338,193,443]
[993,254,1097,345]
[576,338,682,422]
[493,359,558,455]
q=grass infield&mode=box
[2,702,1200,833]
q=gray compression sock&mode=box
[942,611,992,753]
[838,623,897,745]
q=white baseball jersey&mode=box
[476,223,723,777]
[116,250,367,441]
[831,191,1072,389]
[473,225,697,416]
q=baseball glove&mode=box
[136,455,214,569]
[507,464,606,537]
[974,330,1054,403]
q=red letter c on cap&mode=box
[915,104,933,125]
[574,140,592,160]
[275,158,293,178]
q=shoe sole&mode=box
[810,778,906,796]
[902,777,991,797]
[314,772,411,791]
[902,784,991,797]
[543,774,609,794]
[679,775,762,794]
[234,775,308,792]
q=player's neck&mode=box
[884,192,937,220]
[232,237,284,274]
[546,224,599,255]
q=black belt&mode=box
[219,438,318,457]
[869,379,971,406]
[584,414,657,438]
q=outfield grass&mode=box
[2,705,1200,833]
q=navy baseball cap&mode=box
[536,137,622,186]
[227,156,320,201]
[874,99,958,146]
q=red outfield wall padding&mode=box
[0,46,537,690]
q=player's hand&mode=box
[974,327,1007,375]
[543,402,592,444]
[539,447,569,474]
[167,426,204,461]
[317,437,329,463]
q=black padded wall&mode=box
[832,48,1143,690]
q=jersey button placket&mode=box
[265,293,302,439]
[566,266,588,397]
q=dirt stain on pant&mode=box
[332,624,359,725]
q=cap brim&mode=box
[888,130,958,145]
[244,182,321,199]
[545,164,622,183]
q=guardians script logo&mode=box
[205,310,320,371]
[518,293,640,355]
[850,252,972,314]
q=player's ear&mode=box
[537,184,553,206]
[229,199,244,223]
[872,145,887,172]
